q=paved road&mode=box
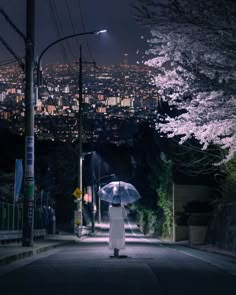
[0,223,235,295]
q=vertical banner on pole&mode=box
[14,159,23,202]
[13,159,23,229]
[23,136,35,245]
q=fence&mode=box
[0,201,47,231]
[207,202,236,253]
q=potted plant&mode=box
[188,214,211,245]
[184,201,212,245]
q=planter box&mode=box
[189,225,208,245]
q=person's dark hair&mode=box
[112,195,121,205]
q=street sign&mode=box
[72,187,82,199]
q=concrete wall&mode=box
[173,184,213,242]
[173,184,212,213]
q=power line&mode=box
[65,0,80,54]
[0,8,26,42]
[48,0,70,65]
[52,0,76,60]
[0,58,22,67]
[50,0,77,62]
[76,0,94,62]
[0,34,24,70]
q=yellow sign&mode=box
[74,211,82,226]
[72,187,82,199]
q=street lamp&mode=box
[35,29,106,237]
[37,29,107,86]
[0,2,107,245]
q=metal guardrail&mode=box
[0,201,48,231]
[0,201,54,242]
[0,201,23,231]
[0,229,46,241]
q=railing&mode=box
[0,201,23,231]
[0,201,48,231]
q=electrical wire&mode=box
[48,0,70,64]
[52,0,77,60]
[76,0,94,62]
[0,58,22,67]
[50,0,77,62]
[0,8,26,42]
[48,0,73,70]
[65,0,81,54]
[0,34,24,71]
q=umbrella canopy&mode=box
[98,181,141,205]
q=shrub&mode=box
[129,204,163,236]
[175,212,188,226]
[188,214,211,226]
[184,201,212,213]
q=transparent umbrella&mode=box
[98,181,141,205]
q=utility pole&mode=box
[78,45,83,232]
[77,50,98,234]
[91,153,95,233]
[75,47,96,234]
[22,0,35,247]
[79,45,83,199]
[73,46,83,236]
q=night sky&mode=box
[0,0,150,65]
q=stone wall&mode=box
[207,203,236,253]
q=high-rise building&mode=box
[96,107,106,113]
[7,88,16,94]
[0,92,7,102]
[121,98,131,107]
[64,86,70,93]
[106,96,121,106]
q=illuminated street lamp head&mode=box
[96,29,107,35]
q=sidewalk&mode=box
[0,233,78,266]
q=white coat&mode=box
[108,205,126,249]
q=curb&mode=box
[0,240,73,266]
[154,237,236,259]
[181,244,236,259]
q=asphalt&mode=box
[0,222,236,276]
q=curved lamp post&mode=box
[37,29,107,85]
[36,29,107,236]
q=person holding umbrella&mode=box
[108,195,126,257]
[98,181,141,257]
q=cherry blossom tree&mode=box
[132,0,236,162]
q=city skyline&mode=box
[0,62,158,143]
[0,0,150,66]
